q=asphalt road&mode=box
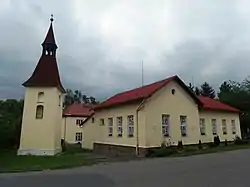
[1,149,250,187]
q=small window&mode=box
[117,116,123,137]
[180,116,187,136]
[231,120,236,134]
[222,119,227,135]
[37,92,45,103]
[91,118,95,123]
[75,132,82,141]
[108,118,113,136]
[76,119,84,125]
[162,114,170,137]
[58,95,61,106]
[127,115,134,137]
[211,119,217,135]
[171,89,175,95]
[100,118,105,126]
[36,105,44,119]
[200,118,206,135]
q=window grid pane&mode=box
[117,117,123,137]
[200,118,205,135]
[127,115,134,137]
[222,119,227,135]
[212,119,217,135]
[180,116,187,136]
[108,118,113,136]
[162,114,170,137]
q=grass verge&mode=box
[0,147,94,173]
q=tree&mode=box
[63,89,99,108]
[188,83,195,93]
[0,99,23,149]
[200,82,215,98]
[217,79,250,137]
[195,87,200,96]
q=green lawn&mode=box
[0,148,94,173]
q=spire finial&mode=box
[50,14,54,22]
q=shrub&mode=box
[234,136,249,145]
[177,140,183,150]
[224,139,228,146]
[146,145,177,157]
[213,136,220,146]
[61,139,66,152]
[198,140,202,150]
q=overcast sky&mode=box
[1,0,250,100]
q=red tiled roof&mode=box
[22,21,64,92]
[95,75,202,110]
[198,96,240,113]
[22,55,65,92]
[63,103,95,117]
[42,23,56,45]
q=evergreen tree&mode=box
[195,87,200,96]
[200,82,215,98]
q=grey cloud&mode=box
[1,0,250,101]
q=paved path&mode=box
[1,149,250,187]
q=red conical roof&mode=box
[22,18,65,93]
[42,22,57,46]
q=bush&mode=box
[61,139,66,152]
[224,139,228,146]
[146,146,177,157]
[198,140,202,150]
[177,140,183,150]
[213,136,220,146]
[234,136,249,145]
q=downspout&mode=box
[135,99,146,156]
[63,116,67,141]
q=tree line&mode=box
[1,79,250,150]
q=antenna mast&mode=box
[141,60,144,87]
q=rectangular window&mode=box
[211,119,217,135]
[127,115,134,137]
[162,114,170,137]
[75,132,82,141]
[222,119,227,135]
[108,118,113,136]
[100,118,105,126]
[180,116,187,136]
[92,117,95,123]
[76,119,84,125]
[117,116,123,137]
[231,119,236,134]
[200,118,206,135]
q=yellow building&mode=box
[82,75,241,156]
[17,16,241,156]
[18,17,65,156]
[62,103,94,144]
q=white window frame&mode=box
[108,118,113,136]
[211,119,217,135]
[222,119,227,135]
[127,115,134,137]
[117,116,123,137]
[75,132,82,142]
[162,114,170,137]
[180,116,187,136]
[200,118,206,136]
[231,119,236,134]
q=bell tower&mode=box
[18,15,65,156]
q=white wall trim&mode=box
[94,141,156,148]
[17,147,61,156]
